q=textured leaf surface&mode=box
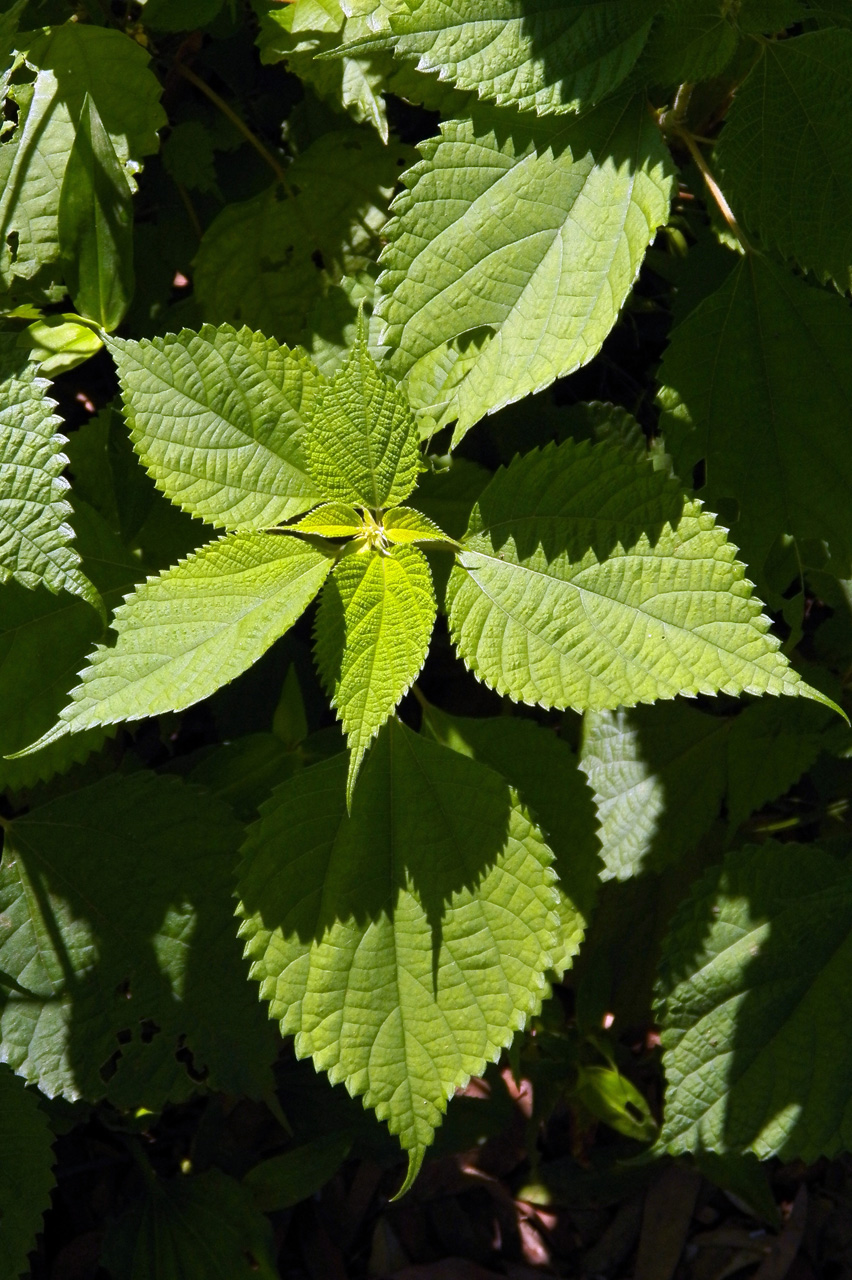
[715,31,852,289]
[447,439,819,711]
[422,705,600,974]
[102,1168,276,1280]
[645,0,739,82]
[0,1066,54,1280]
[194,129,412,344]
[381,0,659,116]
[378,97,674,439]
[108,326,323,528]
[658,256,852,581]
[315,545,436,800]
[307,340,420,507]
[657,842,852,1161]
[0,334,96,605]
[237,720,558,1187]
[0,772,277,1104]
[29,533,331,745]
[292,501,363,537]
[0,23,164,287]
[383,505,454,544]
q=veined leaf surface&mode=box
[383,506,454,544]
[377,96,674,440]
[657,842,852,1162]
[237,720,558,1190]
[307,339,420,508]
[315,544,436,801]
[108,326,323,528]
[447,439,822,711]
[20,532,332,749]
[292,501,363,538]
[0,1066,55,1280]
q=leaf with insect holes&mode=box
[315,544,436,801]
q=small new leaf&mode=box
[383,506,456,545]
[307,336,420,508]
[315,544,436,802]
[292,501,364,538]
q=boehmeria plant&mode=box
[0,0,851,1272]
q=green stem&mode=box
[675,127,752,254]
[174,60,289,188]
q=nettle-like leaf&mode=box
[293,501,364,537]
[657,842,852,1162]
[194,128,413,345]
[0,1066,54,1280]
[19,533,332,752]
[378,96,674,441]
[0,22,164,288]
[658,256,852,582]
[383,506,454,545]
[715,30,852,290]
[422,704,601,975]
[315,544,436,801]
[447,438,828,712]
[0,334,98,609]
[372,0,660,116]
[237,719,558,1190]
[307,337,420,506]
[643,0,739,83]
[107,326,323,528]
[0,772,278,1105]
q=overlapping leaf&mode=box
[447,438,826,711]
[658,256,852,582]
[0,334,98,607]
[107,326,323,528]
[307,338,420,507]
[0,1067,54,1280]
[643,0,739,83]
[315,545,436,800]
[715,30,852,289]
[657,842,852,1162]
[0,772,278,1104]
[18,533,332,751]
[194,128,413,345]
[377,96,674,440]
[237,720,558,1189]
[0,22,164,288]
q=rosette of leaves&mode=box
[14,320,833,802]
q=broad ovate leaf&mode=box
[315,544,436,801]
[18,532,332,751]
[447,438,828,711]
[0,333,99,609]
[0,1066,54,1280]
[0,22,164,288]
[381,0,660,116]
[307,338,420,507]
[657,842,852,1162]
[377,96,674,441]
[237,720,558,1190]
[107,325,323,528]
[715,31,852,290]
[658,256,852,583]
[0,772,277,1105]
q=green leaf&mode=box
[142,0,226,31]
[378,96,674,441]
[574,1063,658,1142]
[292,501,364,537]
[19,533,332,751]
[644,0,739,83]
[194,129,413,345]
[102,1168,276,1280]
[107,326,323,528]
[0,771,278,1105]
[0,23,164,289]
[383,506,454,545]
[244,1132,352,1211]
[715,31,852,289]
[421,705,600,975]
[57,93,134,331]
[237,720,558,1188]
[658,256,852,582]
[0,1066,54,1280]
[17,313,103,376]
[307,338,420,507]
[315,545,436,801]
[447,438,825,711]
[0,333,98,608]
[657,841,852,1162]
[377,0,659,116]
